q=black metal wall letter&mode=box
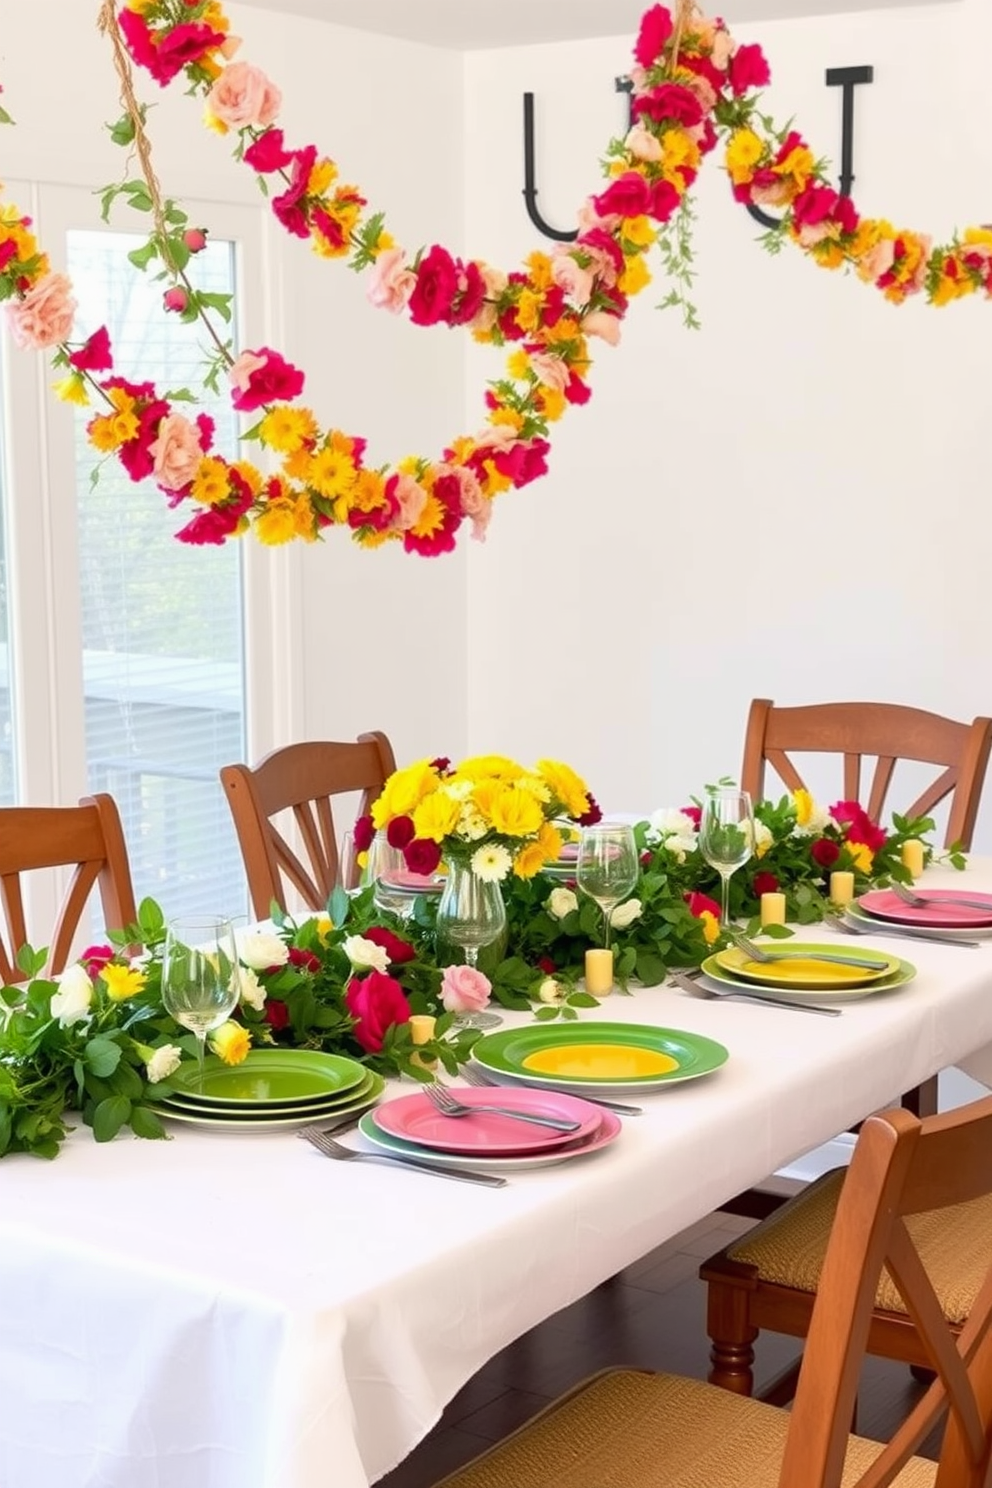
[522,93,579,242]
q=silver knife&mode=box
[670,969,841,1017]
[835,914,981,949]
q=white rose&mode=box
[610,898,643,930]
[753,821,774,858]
[538,977,563,1003]
[239,966,266,1012]
[49,964,94,1026]
[664,833,698,864]
[240,932,289,971]
[650,808,698,839]
[146,1044,183,1084]
[342,934,390,973]
[547,887,579,920]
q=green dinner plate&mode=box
[158,1072,385,1130]
[701,953,916,1002]
[471,1021,728,1091]
[710,944,901,992]
[165,1066,377,1115]
[167,1049,367,1106]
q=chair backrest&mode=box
[220,733,397,919]
[742,698,992,848]
[0,793,138,983]
[780,1094,992,1488]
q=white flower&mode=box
[547,886,579,920]
[791,801,831,836]
[538,976,563,1003]
[610,898,643,930]
[664,833,698,864]
[342,935,391,973]
[238,966,266,1012]
[649,808,698,840]
[49,964,94,1026]
[146,1044,183,1084]
[471,843,512,882]
[444,779,475,801]
[753,821,774,858]
[458,809,489,841]
[240,932,289,971]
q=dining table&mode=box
[3,861,992,1488]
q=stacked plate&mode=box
[468,1021,729,1097]
[359,1084,621,1172]
[156,1049,384,1132]
[700,944,916,1003]
[849,887,992,940]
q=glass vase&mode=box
[434,858,508,972]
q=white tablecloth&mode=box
[3,864,992,1488]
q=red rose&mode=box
[404,837,443,876]
[408,245,460,326]
[163,287,189,313]
[640,850,653,867]
[68,326,112,373]
[363,925,416,965]
[264,999,290,1031]
[430,757,451,772]
[753,871,780,897]
[810,838,841,869]
[230,348,305,413]
[684,890,721,920]
[592,172,651,220]
[386,815,416,850]
[537,956,557,975]
[793,183,840,229]
[244,128,294,174]
[578,796,603,827]
[651,179,681,223]
[288,947,321,973]
[345,971,411,1053]
[728,43,771,96]
[81,944,115,976]
[634,3,674,67]
[353,814,375,853]
[633,84,703,129]
[829,801,887,853]
[272,147,317,239]
[681,804,702,829]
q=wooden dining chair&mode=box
[220,732,397,919]
[0,794,138,983]
[742,698,992,849]
[434,1096,992,1488]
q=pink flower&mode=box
[150,413,205,491]
[438,464,490,542]
[367,247,417,314]
[243,128,294,173]
[353,813,375,852]
[551,250,596,305]
[582,311,622,346]
[408,245,460,326]
[163,286,189,313]
[624,123,664,164]
[6,272,76,350]
[634,4,674,68]
[183,228,208,253]
[68,325,112,372]
[593,171,651,220]
[345,971,411,1053]
[390,473,428,531]
[728,43,771,97]
[528,352,570,393]
[207,62,282,130]
[440,964,492,1015]
[227,347,304,412]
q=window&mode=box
[66,230,247,920]
[0,353,15,806]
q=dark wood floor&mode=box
[378,1208,938,1488]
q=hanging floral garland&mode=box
[1,3,989,557]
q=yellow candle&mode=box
[584,948,614,997]
[760,892,787,928]
[829,871,855,906]
[901,839,925,879]
[408,1015,436,1069]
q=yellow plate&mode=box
[522,1044,680,1080]
[712,944,901,991]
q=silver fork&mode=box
[669,968,840,1017]
[725,925,884,971]
[890,881,992,913]
[460,1062,643,1117]
[824,909,981,948]
[298,1125,507,1188]
[424,1082,581,1132]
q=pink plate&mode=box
[359,1107,622,1171]
[372,1086,603,1156]
[858,888,992,930]
[381,869,445,894]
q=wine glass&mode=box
[161,916,241,1092]
[576,824,639,950]
[435,863,506,1029]
[366,831,414,920]
[698,789,755,926]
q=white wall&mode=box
[0,0,469,772]
[462,0,992,844]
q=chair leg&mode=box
[706,1283,758,1395]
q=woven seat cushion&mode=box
[434,1369,936,1488]
[727,1169,992,1324]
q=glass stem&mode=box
[464,946,478,969]
[195,1030,207,1094]
[720,872,731,927]
[603,906,612,951]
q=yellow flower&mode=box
[490,406,525,432]
[773,144,814,194]
[506,348,531,381]
[486,784,545,839]
[211,1021,251,1067]
[699,910,720,945]
[660,128,700,187]
[479,458,514,496]
[793,789,814,828]
[537,387,567,422]
[306,446,357,500]
[372,760,441,828]
[259,405,318,454]
[621,215,656,249]
[513,838,550,879]
[54,374,89,406]
[230,460,265,497]
[725,128,765,185]
[307,158,339,196]
[515,289,543,334]
[536,759,591,818]
[101,963,147,1002]
[369,229,395,257]
[963,227,992,249]
[459,756,525,781]
[412,790,463,843]
[255,501,299,546]
[525,251,553,290]
[190,457,231,507]
[314,915,334,943]
[848,842,874,874]
[618,253,651,296]
[88,414,121,453]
